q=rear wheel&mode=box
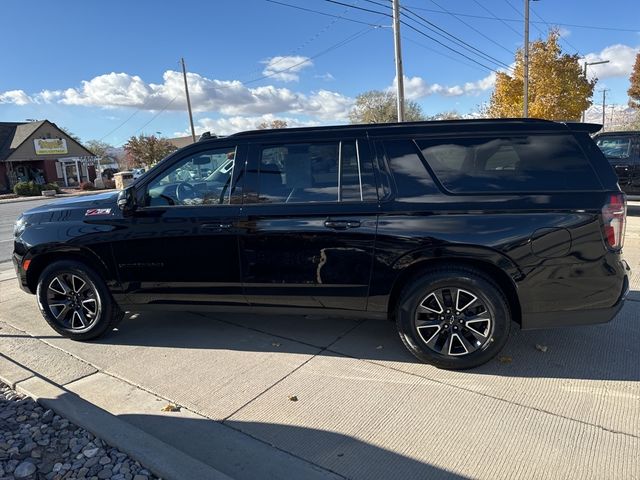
[36,260,123,340]
[396,267,511,369]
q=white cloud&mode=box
[176,114,321,137]
[583,44,639,79]
[315,72,335,81]
[3,70,353,121]
[261,55,313,82]
[393,73,496,100]
[0,90,32,105]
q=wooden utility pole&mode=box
[391,0,405,122]
[181,57,197,143]
[523,0,530,118]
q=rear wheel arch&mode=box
[386,257,522,326]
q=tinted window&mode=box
[417,135,601,193]
[596,136,632,160]
[145,147,237,206]
[247,141,375,204]
[382,140,438,202]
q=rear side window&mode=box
[416,134,601,193]
[381,140,438,201]
[246,140,376,204]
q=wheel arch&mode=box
[25,246,114,294]
[386,257,522,326]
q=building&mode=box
[0,120,97,192]
[167,135,195,150]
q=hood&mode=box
[23,191,120,215]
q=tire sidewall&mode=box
[397,269,511,369]
[36,260,115,341]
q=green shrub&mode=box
[42,182,61,193]
[13,181,42,196]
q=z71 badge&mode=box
[85,208,112,216]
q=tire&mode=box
[396,267,511,370]
[36,260,123,341]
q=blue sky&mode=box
[0,0,638,145]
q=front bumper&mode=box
[12,251,31,294]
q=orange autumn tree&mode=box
[488,30,595,120]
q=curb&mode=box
[0,366,233,480]
[0,189,117,204]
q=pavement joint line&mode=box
[0,316,346,480]
[336,351,640,441]
[8,371,232,480]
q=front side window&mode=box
[145,147,236,206]
[596,136,632,160]
[246,141,374,204]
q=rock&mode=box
[97,467,112,479]
[41,410,54,423]
[133,475,148,480]
[16,415,28,422]
[83,447,100,458]
[99,455,111,465]
[30,448,42,458]
[84,457,99,468]
[14,461,37,478]
[53,463,63,472]
[77,467,89,478]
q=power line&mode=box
[322,0,512,72]
[401,5,513,70]
[98,109,141,142]
[529,7,581,55]
[403,4,639,32]
[470,0,521,36]
[425,0,515,56]
[403,35,489,73]
[264,0,386,27]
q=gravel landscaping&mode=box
[0,382,160,480]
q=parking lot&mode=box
[1,206,639,479]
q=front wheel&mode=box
[36,260,123,340]
[396,267,511,369]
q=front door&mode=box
[238,138,378,311]
[111,143,247,307]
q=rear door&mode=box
[237,137,378,311]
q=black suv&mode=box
[13,119,630,369]
[594,131,640,195]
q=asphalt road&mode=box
[0,199,55,265]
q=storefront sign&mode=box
[34,138,68,155]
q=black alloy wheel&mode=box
[396,267,511,369]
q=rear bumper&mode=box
[521,263,630,330]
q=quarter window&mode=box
[416,135,601,193]
[145,147,237,206]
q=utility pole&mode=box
[181,57,197,143]
[523,0,530,118]
[581,59,609,122]
[601,89,609,131]
[391,0,405,122]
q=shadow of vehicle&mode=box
[81,298,640,382]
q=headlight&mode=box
[13,216,27,237]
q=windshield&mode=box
[596,137,632,159]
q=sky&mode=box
[0,0,638,146]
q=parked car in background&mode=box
[132,168,146,180]
[594,131,640,195]
[13,119,629,369]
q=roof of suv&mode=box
[226,118,602,140]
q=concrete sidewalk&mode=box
[1,226,640,479]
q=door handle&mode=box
[201,222,233,231]
[324,219,361,230]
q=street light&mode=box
[582,60,610,122]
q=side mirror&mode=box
[117,186,137,214]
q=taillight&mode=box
[602,193,626,250]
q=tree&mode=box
[256,119,288,129]
[429,111,462,121]
[123,135,177,168]
[348,90,426,124]
[488,30,595,120]
[60,127,82,143]
[85,140,112,158]
[628,53,640,110]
